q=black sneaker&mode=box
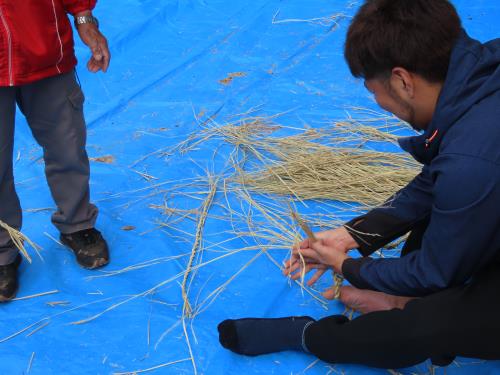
[0,254,22,302]
[60,228,109,269]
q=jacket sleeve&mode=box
[61,0,96,15]
[343,154,500,297]
[344,165,433,256]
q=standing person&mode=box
[218,0,500,368]
[0,0,111,302]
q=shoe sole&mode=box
[60,238,109,270]
[0,289,18,302]
[84,257,109,270]
[0,295,16,302]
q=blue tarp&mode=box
[2,1,500,374]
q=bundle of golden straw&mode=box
[237,148,419,206]
[177,114,420,207]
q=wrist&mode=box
[74,13,99,29]
[338,226,360,252]
[332,253,349,275]
[75,10,92,17]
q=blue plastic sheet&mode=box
[2,1,500,374]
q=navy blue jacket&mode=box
[343,31,500,297]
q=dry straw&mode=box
[1,110,420,375]
[155,110,420,317]
[174,112,419,207]
[64,110,417,331]
[238,148,419,206]
[0,220,41,263]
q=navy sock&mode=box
[218,316,315,356]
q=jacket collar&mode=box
[398,30,483,165]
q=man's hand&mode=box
[283,258,330,286]
[75,11,110,73]
[283,226,358,286]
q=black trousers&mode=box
[304,218,500,368]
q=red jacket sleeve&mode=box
[61,0,97,15]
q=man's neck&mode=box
[414,78,444,129]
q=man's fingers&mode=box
[288,263,313,280]
[310,240,330,253]
[322,288,336,300]
[284,259,316,277]
[284,253,317,271]
[307,269,327,286]
[99,37,110,72]
[85,32,102,61]
[101,48,110,72]
[87,58,100,72]
[283,255,300,271]
[289,263,325,281]
[299,238,310,249]
[297,248,320,260]
[284,254,300,268]
[292,247,320,262]
[283,261,301,276]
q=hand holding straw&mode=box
[289,209,344,299]
[290,210,317,243]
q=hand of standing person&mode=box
[74,11,111,73]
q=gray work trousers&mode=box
[0,72,98,265]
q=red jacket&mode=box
[0,0,96,86]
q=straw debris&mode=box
[0,220,42,263]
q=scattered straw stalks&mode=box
[0,220,42,263]
[2,110,421,374]
[180,175,218,375]
[113,358,191,375]
[181,176,219,318]
[141,110,420,321]
[271,9,348,28]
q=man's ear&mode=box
[391,67,415,98]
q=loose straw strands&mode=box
[113,358,191,375]
[272,9,348,28]
[13,290,59,302]
[1,247,258,346]
[0,220,42,263]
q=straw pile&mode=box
[238,148,419,205]
[175,111,419,207]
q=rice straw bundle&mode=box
[237,148,420,206]
[173,113,420,208]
